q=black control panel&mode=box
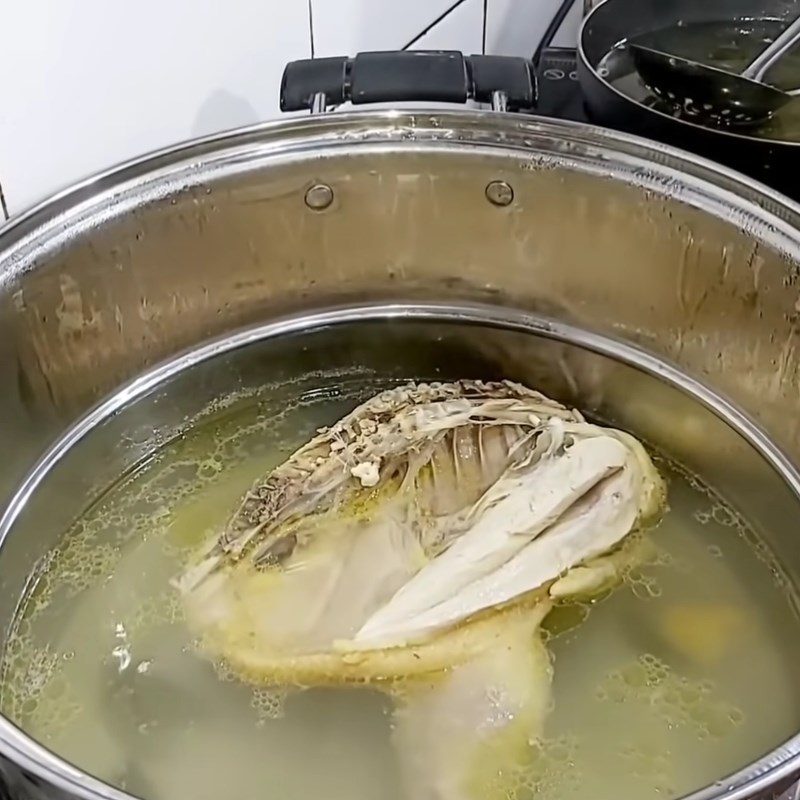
[535,47,589,123]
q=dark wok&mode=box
[577,0,800,197]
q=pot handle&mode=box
[280,51,537,114]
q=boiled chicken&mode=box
[177,379,664,800]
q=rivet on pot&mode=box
[305,183,334,210]
[485,180,514,207]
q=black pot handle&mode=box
[280,50,537,113]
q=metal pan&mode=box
[577,0,800,198]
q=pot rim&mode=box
[1,109,800,800]
[2,108,800,258]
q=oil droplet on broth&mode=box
[1,380,799,800]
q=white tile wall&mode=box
[486,0,581,55]
[312,0,460,55]
[0,0,579,218]
[0,0,311,215]
[409,0,484,55]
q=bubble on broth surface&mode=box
[596,654,745,740]
[250,687,288,723]
[0,633,81,742]
[471,734,581,800]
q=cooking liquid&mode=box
[2,378,799,800]
[598,18,800,141]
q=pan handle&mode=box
[280,51,537,114]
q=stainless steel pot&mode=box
[1,111,800,800]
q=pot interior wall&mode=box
[3,134,800,476]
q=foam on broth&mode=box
[2,376,799,800]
